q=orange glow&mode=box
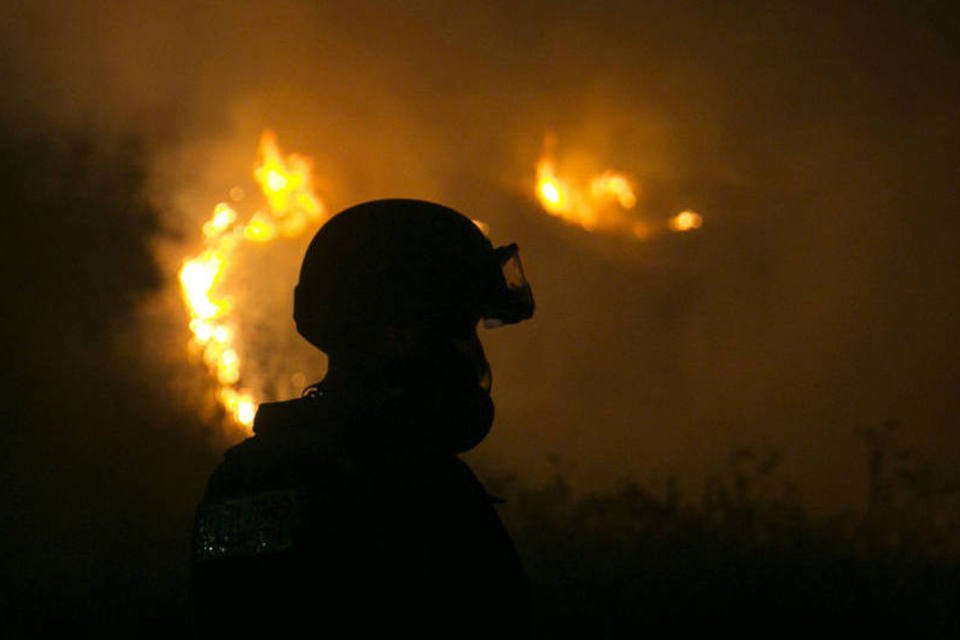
[536,159,569,213]
[590,172,637,210]
[540,181,562,205]
[253,130,325,234]
[631,221,652,240]
[178,132,329,433]
[533,135,704,239]
[180,130,701,432]
[471,218,490,236]
[218,388,257,428]
[533,138,635,233]
[265,170,287,193]
[243,214,277,242]
[202,203,238,239]
[535,156,599,230]
[669,210,703,232]
[180,251,228,321]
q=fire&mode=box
[534,139,634,232]
[178,131,328,431]
[178,130,699,431]
[591,172,637,210]
[253,131,323,237]
[669,210,703,232]
[202,203,238,239]
[180,250,228,321]
[536,159,570,213]
[533,135,702,238]
[535,156,601,230]
[243,213,277,242]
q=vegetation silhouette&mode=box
[491,427,960,637]
[0,119,215,638]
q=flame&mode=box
[535,156,599,230]
[254,130,324,236]
[534,141,634,232]
[243,213,277,243]
[179,130,701,431]
[202,203,238,239]
[536,159,569,213]
[591,172,637,210]
[178,131,328,432]
[669,210,703,232]
[533,135,702,238]
[180,250,229,321]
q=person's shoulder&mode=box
[205,395,347,498]
[193,395,366,560]
[387,452,492,509]
[233,395,341,454]
[247,396,322,435]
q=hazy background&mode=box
[1,1,959,633]
[4,0,960,504]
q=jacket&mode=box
[192,390,532,638]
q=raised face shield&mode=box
[483,243,535,328]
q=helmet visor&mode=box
[483,243,535,328]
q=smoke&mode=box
[4,0,960,511]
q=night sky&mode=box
[2,1,960,634]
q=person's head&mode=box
[295,198,533,365]
[293,199,534,449]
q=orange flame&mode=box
[253,131,325,237]
[591,172,637,210]
[178,131,328,432]
[534,136,635,232]
[669,210,703,232]
[533,135,702,238]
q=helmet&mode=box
[294,199,534,352]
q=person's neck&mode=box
[319,358,389,399]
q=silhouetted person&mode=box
[192,199,535,638]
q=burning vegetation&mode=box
[177,131,705,433]
[535,135,703,239]
[178,132,328,430]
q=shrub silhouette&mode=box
[492,432,960,638]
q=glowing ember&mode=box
[669,210,703,232]
[178,131,328,431]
